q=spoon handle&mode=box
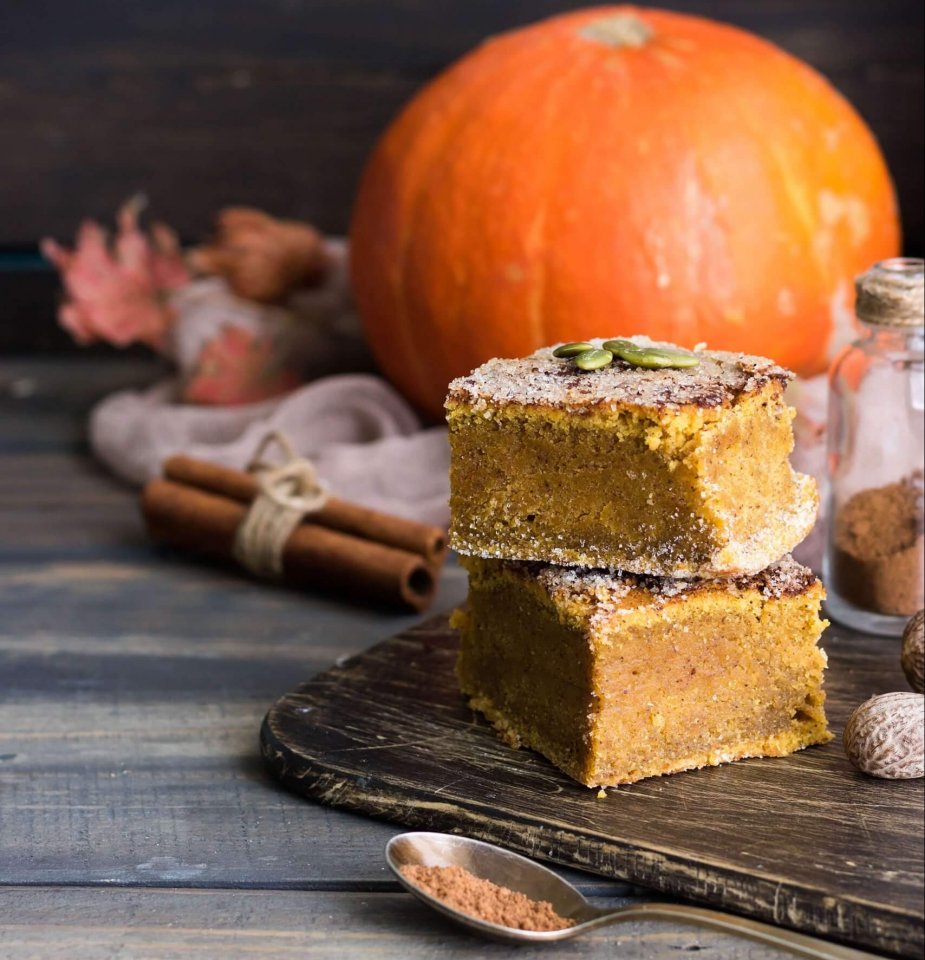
[597,903,879,960]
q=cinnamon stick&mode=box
[163,455,447,564]
[141,479,436,613]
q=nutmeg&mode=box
[902,609,924,693]
[844,692,924,779]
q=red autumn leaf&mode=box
[41,196,191,351]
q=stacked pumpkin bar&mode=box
[446,337,831,787]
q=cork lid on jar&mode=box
[855,258,925,327]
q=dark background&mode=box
[1,0,922,353]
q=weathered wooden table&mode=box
[0,358,869,958]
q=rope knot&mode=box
[232,431,328,578]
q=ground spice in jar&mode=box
[400,864,574,931]
[833,471,924,616]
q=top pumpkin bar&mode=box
[446,337,817,578]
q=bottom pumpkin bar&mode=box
[453,556,831,787]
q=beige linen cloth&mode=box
[90,374,452,528]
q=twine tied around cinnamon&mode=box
[232,431,328,578]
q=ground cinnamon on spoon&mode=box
[401,864,574,932]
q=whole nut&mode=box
[901,609,924,693]
[844,692,924,779]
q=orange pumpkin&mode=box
[350,6,900,420]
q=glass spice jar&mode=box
[824,257,924,635]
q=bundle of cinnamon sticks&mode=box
[141,456,447,612]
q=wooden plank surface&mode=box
[0,359,467,894]
[0,887,804,959]
[0,360,469,889]
[1,0,920,244]
[261,617,924,958]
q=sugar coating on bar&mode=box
[446,337,792,413]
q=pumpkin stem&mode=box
[579,13,653,48]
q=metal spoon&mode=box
[386,832,877,958]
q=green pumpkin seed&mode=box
[604,339,699,369]
[603,339,657,365]
[657,350,700,368]
[554,337,699,372]
[601,339,639,356]
[574,348,614,370]
[552,342,596,358]
[629,348,700,369]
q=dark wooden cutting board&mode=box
[261,615,924,958]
